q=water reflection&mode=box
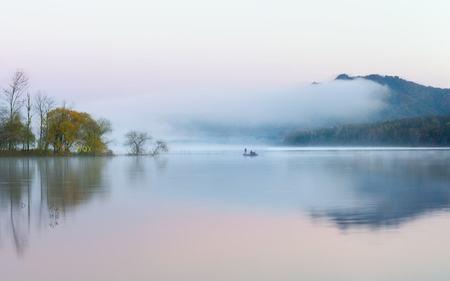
[0,159,34,256]
[307,151,450,229]
[38,158,109,212]
[0,157,108,256]
[1,151,450,258]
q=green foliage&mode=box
[0,115,33,150]
[1,71,111,155]
[285,115,450,146]
[336,74,450,120]
[22,122,35,149]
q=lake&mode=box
[1,149,450,281]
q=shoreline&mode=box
[2,146,450,158]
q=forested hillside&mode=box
[336,74,450,120]
[284,115,450,146]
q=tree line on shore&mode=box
[1,70,167,155]
[284,115,450,146]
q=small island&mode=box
[0,71,167,156]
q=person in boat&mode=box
[243,149,257,156]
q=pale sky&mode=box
[1,0,449,141]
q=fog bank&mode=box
[80,78,389,145]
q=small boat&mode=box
[243,152,258,157]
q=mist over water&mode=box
[81,78,389,147]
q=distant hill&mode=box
[284,115,450,146]
[336,74,450,120]
[173,73,450,143]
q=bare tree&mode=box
[97,118,112,141]
[124,131,152,155]
[25,92,32,151]
[2,71,28,121]
[34,92,54,150]
[2,71,29,150]
[151,140,169,156]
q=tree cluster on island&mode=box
[0,70,168,156]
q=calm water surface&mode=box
[1,149,450,281]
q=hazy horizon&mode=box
[1,0,450,147]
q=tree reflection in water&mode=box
[308,152,450,230]
[1,152,450,256]
[0,157,108,256]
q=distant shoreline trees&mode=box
[284,115,450,146]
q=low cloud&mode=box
[80,78,390,143]
[164,78,390,138]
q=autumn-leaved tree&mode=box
[46,108,111,154]
[78,117,112,154]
